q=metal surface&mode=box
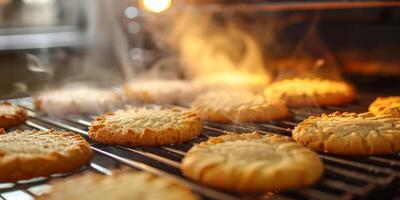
[1,94,400,200]
[0,31,85,51]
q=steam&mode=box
[141,9,347,124]
[146,9,271,79]
[178,16,267,78]
[275,13,342,81]
[18,2,344,124]
[144,56,184,79]
[146,8,342,85]
[13,82,28,94]
[103,0,134,81]
[35,85,125,116]
[26,53,52,75]
[22,0,131,96]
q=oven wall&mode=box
[0,0,125,99]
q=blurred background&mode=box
[0,0,399,99]
[0,0,126,99]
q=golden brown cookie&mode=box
[264,78,355,107]
[40,172,199,200]
[0,102,27,129]
[89,108,203,146]
[191,91,288,123]
[194,72,270,92]
[0,129,92,182]
[181,132,323,192]
[293,112,400,155]
[34,87,123,115]
[123,79,197,105]
[369,96,400,117]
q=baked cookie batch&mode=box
[124,79,197,105]
[0,102,27,129]
[369,96,400,117]
[0,129,92,182]
[293,112,400,155]
[1,76,400,198]
[182,132,323,192]
[89,107,202,146]
[40,172,200,200]
[34,87,124,115]
[191,90,288,123]
[264,78,355,107]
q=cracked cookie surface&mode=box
[0,129,92,182]
[191,91,288,123]
[181,132,323,192]
[293,112,400,155]
[0,102,27,129]
[40,172,199,200]
[89,107,203,146]
[369,96,400,117]
[264,78,355,106]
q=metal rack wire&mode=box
[0,94,399,200]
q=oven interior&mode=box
[0,0,399,199]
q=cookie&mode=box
[89,108,203,146]
[264,78,355,106]
[123,79,197,105]
[293,112,400,155]
[194,72,270,92]
[0,102,27,129]
[369,96,400,117]
[343,60,400,76]
[0,129,92,182]
[34,87,123,115]
[339,50,400,76]
[40,172,199,200]
[191,91,288,123]
[181,132,323,192]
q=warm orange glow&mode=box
[195,72,271,91]
[141,0,172,13]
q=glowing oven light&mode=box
[141,0,172,13]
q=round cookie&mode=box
[369,96,400,117]
[264,78,355,107]
[0,102,27,129]
[89,108,203,146]
[0,129,92,182]
[293,112,400,155]
[194,72,270,92]
[34,87,123,115]
[123,79,197,105]
[181,132,323,192]
[40,172,199,200]
[191,91,288,123]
